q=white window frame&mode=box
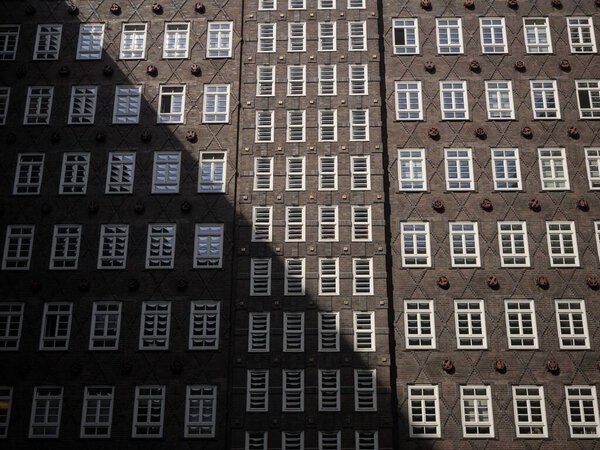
[404,300,436,349]
[0,86,9,125]
[80,386,114,438]
[185,385,217,438]
[319,369,340,411]
[77,24,105,60]
[89,302,121,350]
[348,0,365,7]
[289,0,306,9]
[436,18,463,54]
[353,258,373,296]
[255,110,274,143]
[352,206,372,241]
[33,24,62,60]
[395,81,422,120]
[319,258,339,295]
[512,386,548,438]
[285,258,305,296]
[392,18,419,54]
[351,156,370,190]
[491,148,522,190]
[286,157,305,191]
[157,85,186,123]
[282,370,304,411]
[246,370,269,412]
[112,85,142,124]
[319,206,339,242]
[546,221,579,267]
[256,66,275,97]
[318,65,337,96]
[530,80,560,119]
[318,110,338,142]
[523,18,552,53]
[440,81,468,120]
[565,386,600,438]
[498,221,530,267]
[354,370,377,411]
[318,312,339,352]
[505,299,538,349]
[189,301,220,350]
[139,301,171,350]
[97,224,129,269]
[49,225,82,270]
[445,148,474,191]
[68,86,98,125]
[567,17,597,53]
[248,312,270,352]
[152,151,181,193]
[39,302,72,350]
[479,18,507,53]
[288,22,306,52]
[206,22,233,58]
[120,23,147,59]
[350,109,369,141]
[254,157,273,190]
[555,299,590,350]
[59,153,90,194]
[259,0,276,10]
[283,312,304,352]
[0,25,19,60]
[199,151,227,193]
[287,110,306,142]
[163,22,190,59]
[349,64,368,95]
[485,81,515,119]
[258,23,276,52]
[408,385,441,438]
[23,86,53,125]
[193,224,224,268]
[319,156,338,190]
[287,65,306,96]
[252,206,273,242]
[454,300,487,349]
[29,387,63,438]
[250,258,272,296]
[285,206,306,242]
[203,84,230,123]
[400,222,431,267]
[318,22,336,52]
[460,386,494,438]
[0,303,24,351]
[0,386,12,437]
[353,311,375,352]
[145,224,176,269]
[105,152,135,194]
[2,224,34,270]
[575,80,600,119]
[319,0,336,8]
[449,222,480,267]
[132,386,165,438]
[348,21,367,51]
[398,148,426,191]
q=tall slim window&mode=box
[351,156,370,190]
[449,222,480,267]
[546,221,579,267]
[60,153,90,194]
[404,300,435,349]
[401,223,430,267]
[132,386,165,438]
[80,386,114,438]
[354,370,377,411]
[319,110,338,141]
[485,81,514,119]
[97,225,129,269]
[285,258,305,295]
[258,24,276,52]
[460,386,494,438]
[479,18,507,53]
[282,370,304,411]
[39,303,72,350]
[319,258,339,295]
[139,302,171,350]
[286,206,305,241]
[436,18,463,53]
[349,64,368,95]
[348,22,367,51]
[505,299,538,349]
[29,387,63,438]
[120,23,147,59]
[0,86,9,125]
[575,81,600,119]
[246,432,268,449]
[398,149,426,190]
[286,157,305,191]
[530,81,560,119]
[356,431,378,450]
[89,302,121,350]
[353,258,373,295]
[523,18,552,53]
[565,386,600,438]
[567,17,597,53]
[256,111,274,142]
[24,87,53,125]
[287,66,306,96]
[68,86,97,124]
[252,207,272,242]
[352,206,372,241]
[256,66,275,96]
[0,303,24,350]
[145,224,176,269]
[319,22,336,51]
[50,225,82,270]
[2,225,34,270]
[152,152,181,193]
[289,0,306,9]
[318,65,337,95]
[440,81,468,120]
[185,385,217,438]
[163,23,190,58]
[353,311,375,351]
[491,148,521,190]
[0,25,19,60]
[203,85,230,123]
[206,22,232,58]
[392,18,419,54]
[105,152,135,194]
[408,385,440,438]
[77,24,105,60]
[498,222,530,267]
[319,156,338,190]
[199,152,226,193]
[445,148,474,190]
[454,300,487,349]
[319,206,338,241]
[318,312,339,352]
[248,312,270,352]
[288,23,306,52]
[0,387,12,437]
[287,110,306,142]
[189,301,220,350]
[283,312,304,352]
[33,24,62,60]
[250,258,271,296]
[246,370,269,411]
[319,370,340,411]
[113,86,142,124]
[585,148,600,189]
[395,81,422,120]
[350,109,369,141]
[157,85,186,123]
[254,157,273,190]
[555,300,589,349]
[512,386,548,438]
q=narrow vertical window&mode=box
[206,22,233,58]
[449,222,480,267]
[250,258,272,296]
[440,81,468,120]
[505,299,538,349]
[530,80,560,119]
[189,301,220,350]
[157,85,186,123]
[185,385,217,438]
[349,64,368,95]
[408,385,440,438]
[354,370,377,411]
[80,386,114,438]
[288,23,306,52]
[252,207,273,242]
[445,148,474,190]
[351,156,370,190]
[77,24,105,60]
[0,25,19,60]
[89,302,121,350]
[404,300,436,349]
[491,148,521,190]
[49,225,82,269]
[479,18,507,53]
[523,18,552,53]
[152,152,181,193]
[97,225,129,269]
[353,258,373,295]
[319,258,339,295]
[350,109,369,141]
[286,157,305,191]
[68,86,98,124]
[319,22,336,51]
[39,303,72,350]
[0,86,9,125]
[139,302,171,350]
[319,156,338,190]
[60,153,90,194]
[454,300,487,349]
[395,81,422,120]
[319,206,338,241]
[348,22,367,51]
[565,386,600,438]
[352,206,372,241]
[319,370,340,411]
[246,432,268,449]
[318,312,339,352]
[29,387,63,438]
[497,222,530,267]
[567,17,597,53]
[193,224,223,268]
[2,225,34,270]
[120,24,147,59]
[575,81,600,118]
[282,370,304,411]
[319,431,341,449]
[287,110,306,141]
[0,387,12,437]
[145,224,176,269]
[246,370,269,411]
[318,65,337,95]
[436,18,463,53]
[0,303,24,350]
[398,148,426,190]
[163,22,190,58]
[24,87,53,125]
[248,312,270,352]
[256,111,275,142]
[254,157,273,190]
[546,221,579,267]
[538,148,569,190]
[512,386,548,437]
[258,23,276,52]
[112,86,142,124]
[105,152,135,194]
[286,206,306,241]
[353,311,375,351]
[199,152,226,193]
[392,19,419,54]
[460,386,494,438]
[287,66,306,96]
[485,81,515,119]
[400,222,431,267]
[132,386,165,438]
[555,300,589,349]
[285,258,305,296]
[319,110,338,141]
[33,24,62,60]
[203,85,230,123]
[256,66,275,96]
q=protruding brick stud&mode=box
[128,278,140,291]
[474,127,486,139]
[480,198,493,211]
[487,275,499,289]
[551,0,562,7]
[428,127,440,139]
[141,130,152,142]
[469,60,480,71]
[494,359,507,373]
[568,126,579,138]
[146,65,158,76]
[191,63,202,75]
[521,126,533,138]
[464,0,474,8]
[186,130,197,142]
[587,276,599,289]
[507,0,518,8]
[59,66,70,77]
[577,198,589,211]
[195,2,206,13]
[110,3,121,14]
[546,359,559,374]
[442,359,455,373]
[514,60,526,71]
[559,59,571,70]
[432,199,444,212]
[536,276,549,289]
[67,4,79,15]
[103,65,114,76]
[420,0,432,9]
[437,276,450,289]
[134,202,145,214]
[529,198,541,210]
[152,2,163,13]
[424,61,435,72]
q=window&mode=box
[440,81,468,120]
[319,156,338,190]
[283,370,304,411]
[595,222,600,262]
[319,431,341,449]
[353,258,373,295]
[449,222,480,267]
[0,25,19,60]
[0,86,9,125]
[80,386,114,438]
[454,300,487,349]
[246,370,269,411]
[255,111,274,143]
[404,300,435,349]
[248,312,270,352]
[575,81,600,118]
[565,386,600,438]
[0,387,12,437]
[39,303,72,350]
[50,225,82,269]
[319,110,338,141]
[491,148,521,190]
[353,311,375,351]
[460,386,494,438]
[247,431,267,450]
[288,23,306,52]
[259,0,276,10]
[24,87,53,125]
[352,206,372,241]
[284,312,304,352]
[445,148,474,190]
[189,301,220,350]
[256,66,275,97]
[285,258,305,295]
[203,84,230,123]
[398,149,426,190]
[0,303,23,350]
[319,65,337,95]
[89,302,121,350]
[287,110,306,142]
[250,258,271,296]
[160,22,190,58]
[436,18,463,53]
[2,225,34,270]
[395,81,422,120]
[68,86,97,124]
[392,19,419,54]
[319,370,340,411]
[530,80,560,119]
[77,24,104,60]
[287,66,306,96]
[105,152,135,194]
[355,370,377,411]
[400,223,430,267]
[286,206,306,241]
[258,23,276,52]
[555,300,589,349]
[546,221,579,267]
[289,0,306,9]
[356,431,378,450]
[132,386,165,438]
[567,17,597,53]
[512,386,547,438]
[34,24,62,60]
[479,18,507,53]
[139,302,171,350]
[157,85,186,123]
[349,65,368,95]
[351,156,370,190]
[523,18,552,53]
[185,386,217,438]
[29,387,63,438]
[318,312,339,352]
[207,22,232,58]
[319,206,338,241]
[319,258,339,295]
[319,22,336,51]
[120,23,147,59]
[199,151,227,193]
[59,153,90,194]
[497,222,530,267]
[254,157,273,190]
[350,110,369,141]
[252,207,272,242]
[348,0,365,7]
[348,22,367,51]
[485,81,514,119]
[145,224,176,269]
[505,299,538,349]
[408,385,440,438]
[152,152,180,193]
[112,85,142,124]
[319,0,336,8]
[97,225,129,269]
[286,157,305,191]
[585,148,600,189]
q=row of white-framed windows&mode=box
[258,0,367,9]
[257,22,367,52]
[245,431,378,450]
